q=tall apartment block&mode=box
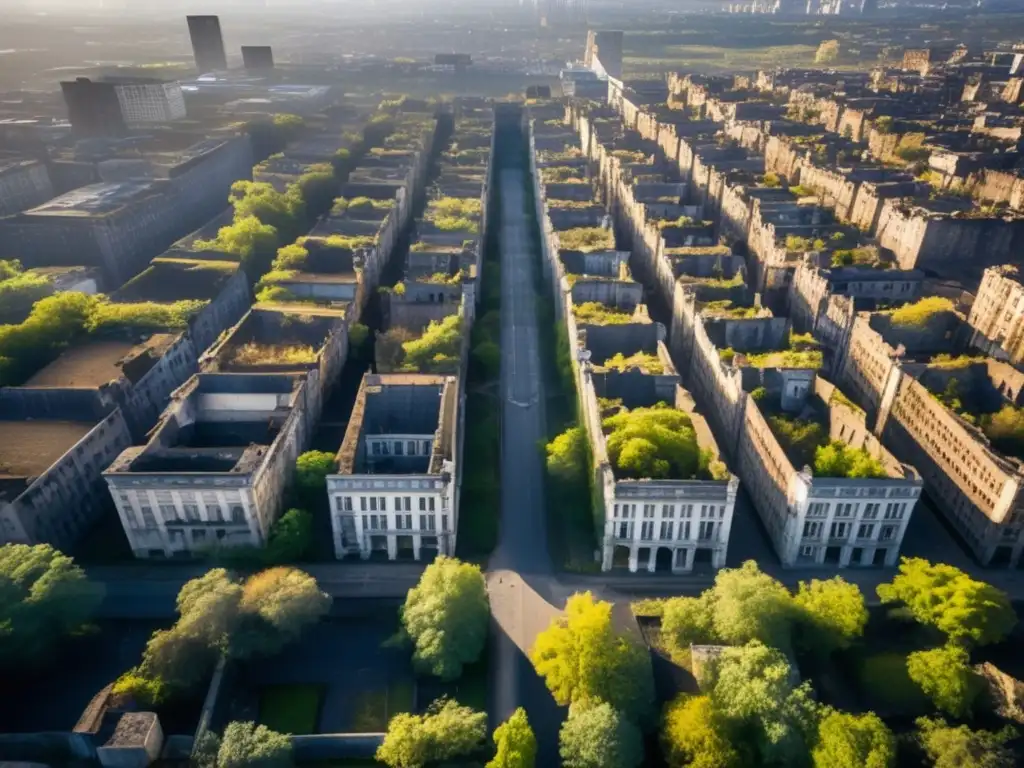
[241,46,274,71]
[60,78,127,138]
[187,15,228,72]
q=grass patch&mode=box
[351,676,414,732]
[259,684,323,734]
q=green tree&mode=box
[546,426,587,482]
[603,405,701,480]
[401,314,462,373]
[487,707,536,768]
[266,508,313,562]
[907,644,983,718]
[272,243,309,271]
[812,443,886,479]
[217,721,292,768]
[233,567,330,659]
[229,181,304,240]
[531,592,655,724]
[377,698,487,768]
[294,169,338,217]
[348,322,369,351]
[710,561,794,651]
[794,577,868,658]
[662,694,740,768]
[194,215,280,280]
[294,450,336,497]
[660,594,716,655]
[401,556,489,680]
[876,558,1016,645]
[917,717,1016,768]
[559,701,643,768]
[706,642,820,767]
[812,711,895,768]
[0,544,101,667]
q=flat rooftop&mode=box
[0,419,96,485]
[25,336,178,388]
[25,180,160,218]
[112,257,240,303]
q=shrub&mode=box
[907,644,983,718]
[815,39,840,64]
[572,302,632,325]
[603,405,701,480]
[813,441,887,478]
[559,227,614,253]
[401,314,462,373]
[112,670,168,707]
[767,416,828,468]
[982,405,1024,457]
[889,296,954,328]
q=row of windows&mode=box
[802,520,899,542]
[336,495,440,513]
[368,439,433,457]
[121,495,246,528]
[805,501,907,520]
[359,513,448,532]
[613,503,726,520]
[615,519,719,542]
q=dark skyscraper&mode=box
[187,15,228,72]
[241,46,275,71]
[60,78,127,138]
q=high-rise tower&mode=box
[187,15,228,73]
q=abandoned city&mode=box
[5,0,1024,765]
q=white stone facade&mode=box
[328,474,456,561]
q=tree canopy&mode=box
[487,707,536,768]
[916,717,1016,768]
[120,567,328,701]
[295,170,338,217]
[376,698,487,768]
[812,442,886,479]
[216,721,293,768]
[662,694,740,768]
[545,426,588,483]
[229,181,305,239]
[794,577,868,658]
[705,642,821,768]
[812,711,895,768]
[603,405,701,480]
[710,561,795,650]
[876,558,1016,645]
[906,644,982,718]
[266,508,313,563]
[194,215,280,280]
[294,451,336,497]
[0,544,101,668]
[531,592,655,724]
[400,314,463,373]
[401,556,489,681]
[559,701,644,768]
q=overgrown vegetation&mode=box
[889,296,955,328]
[572,301,633,325]
[0,292,207,386]
[603,404,717,481]
[559,226,615,253]
[595,351,664,375]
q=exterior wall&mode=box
[0,408,132,550]
[969,267,1024,364]
[115,82,187,123]
[836,316,1024,567]
[883,375,1024,566]
[105,376,315,558]
[0,161,53,216]
[327,475,455,561]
